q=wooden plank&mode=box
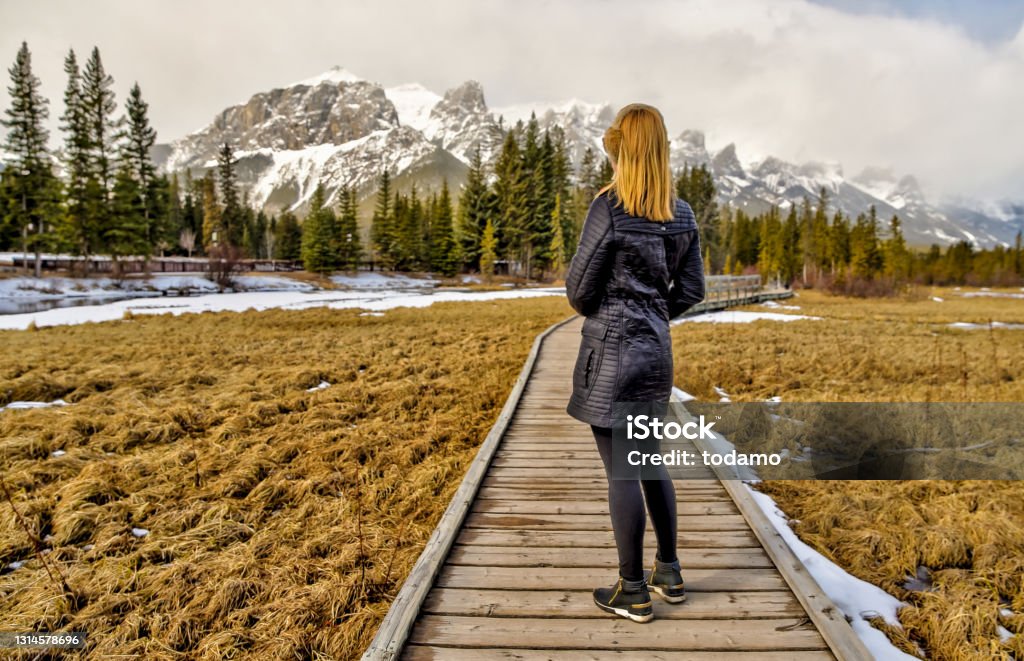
[475,487,731,501]
[463,512,751,531]
[436,566,791,592]
[403,648,835,661]
[421,587,806,619]
[446,546,773,569]
[455,528,761,549]
[471,500,738,516]
[360,315,579,661]
[407,615,828,651]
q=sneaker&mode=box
[593,577,654,623]
[646,558,686,603]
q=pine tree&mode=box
[108,162,148,267]
[370,168,394,269]
[274,211,301,260]
[337,185,362,270]
[430,179,458,276]
[200,172,222,248]
[58,49,96,262]
[493,128,528,266]
[549,193,567,273]
[2,41,58,277]
[480,217,497,280]
[455,146,493,270]
[119,82,161,251]
[216,142,242,246]
[80,47,118,249]
[300,184,341,274]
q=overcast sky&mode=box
[2,0,1023,201]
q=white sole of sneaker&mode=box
[593,598,654,623]
[649,584,687,603]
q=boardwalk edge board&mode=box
[361,315,579,661]
[677,392,875,661]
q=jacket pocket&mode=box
[574,319,609,394]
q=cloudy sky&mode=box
[2,0,1023,201]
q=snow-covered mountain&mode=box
[155,66,1024,247]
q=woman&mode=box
[565,103,706,623]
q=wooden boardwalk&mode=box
[364,287,872,661]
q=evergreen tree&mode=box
[108,162,148,266]
[119,82,162,250]
[430,179,458,276]
[480,217,497,280]
[2,41,58,277]
[780,206,802,284]
[80,47,118,248]
[300,184,341,273]
[882,215,911,280]
[274,210,301,260]
[1015,230,1022,276]
[200,172,222,248]
[370,168,394,268]
[757,206,784,284]
[676,164,719,265]
[549,193,567,273]
[493,128,528,266]
[216,141,242,246]
[58,49,96,261]
[337,185,362,270]
[456,146,493,270]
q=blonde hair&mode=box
[600,103,675,221]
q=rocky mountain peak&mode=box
[712,143,745,178]
[434,80,488,116]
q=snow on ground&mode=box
[131,528,149,538]
[0,287,566,330]
[674,309,821,324]
[1,399,68,411]
[948,321,1024,330]
[931,296,944,302]
[0,274,313,299]
[306,381,331,392]
[959,291,1024,299]
[328,272,436,289]
[713,386,732,403]
[671,386,696,402]
[745,486,920,661]
[760,300,802,310]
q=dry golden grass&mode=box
[0,297,572,659]
[671,287,1024,660]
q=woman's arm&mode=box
[668,229,706,318]
[565,195,614,316]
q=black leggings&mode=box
[592,425,678,582]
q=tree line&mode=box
[680,165,1024,291]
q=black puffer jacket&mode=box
[565,189,706,428]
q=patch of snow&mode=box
[0,274,314,300]
[745,486,920,661]
[2,399,68,411]
[765,396,783,403]
[359,311,385,317]
[288,65,363,88]
[931,297,944,302]
[959,291,1024,299]
[761,300,801,310]
[131,528,149,538]
[306,381,331,392]
[671,386,696,402]
[386,83,442,132]
[461,275,482,284]
[6,560,25,571]
[329,272,435,289]
[997,625,1014,643]
[82,544,94,551]
[674,310,821,324]
[713,386,732,403]
[50,449,66,457]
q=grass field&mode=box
[0,297,572,659]
[671,287,1024,660]
[1,285,1022,659]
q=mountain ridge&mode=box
[155,67,1024,248]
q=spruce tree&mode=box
[480,217,497,280]
[301,184,340,273]
[337,185,362,270]
[370,168,394,269]
[216,142,242,246]
[493,128,528,266]
[456,145,493,270]
[549,193,566,273]
[200,172,222,248]
[119,82,161,250]
[80,47,118,248]
[430,179,458,276]
[108,162,148,267]
[59,50,97,262]
[2,41,58,277]
[274,211,301,260]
